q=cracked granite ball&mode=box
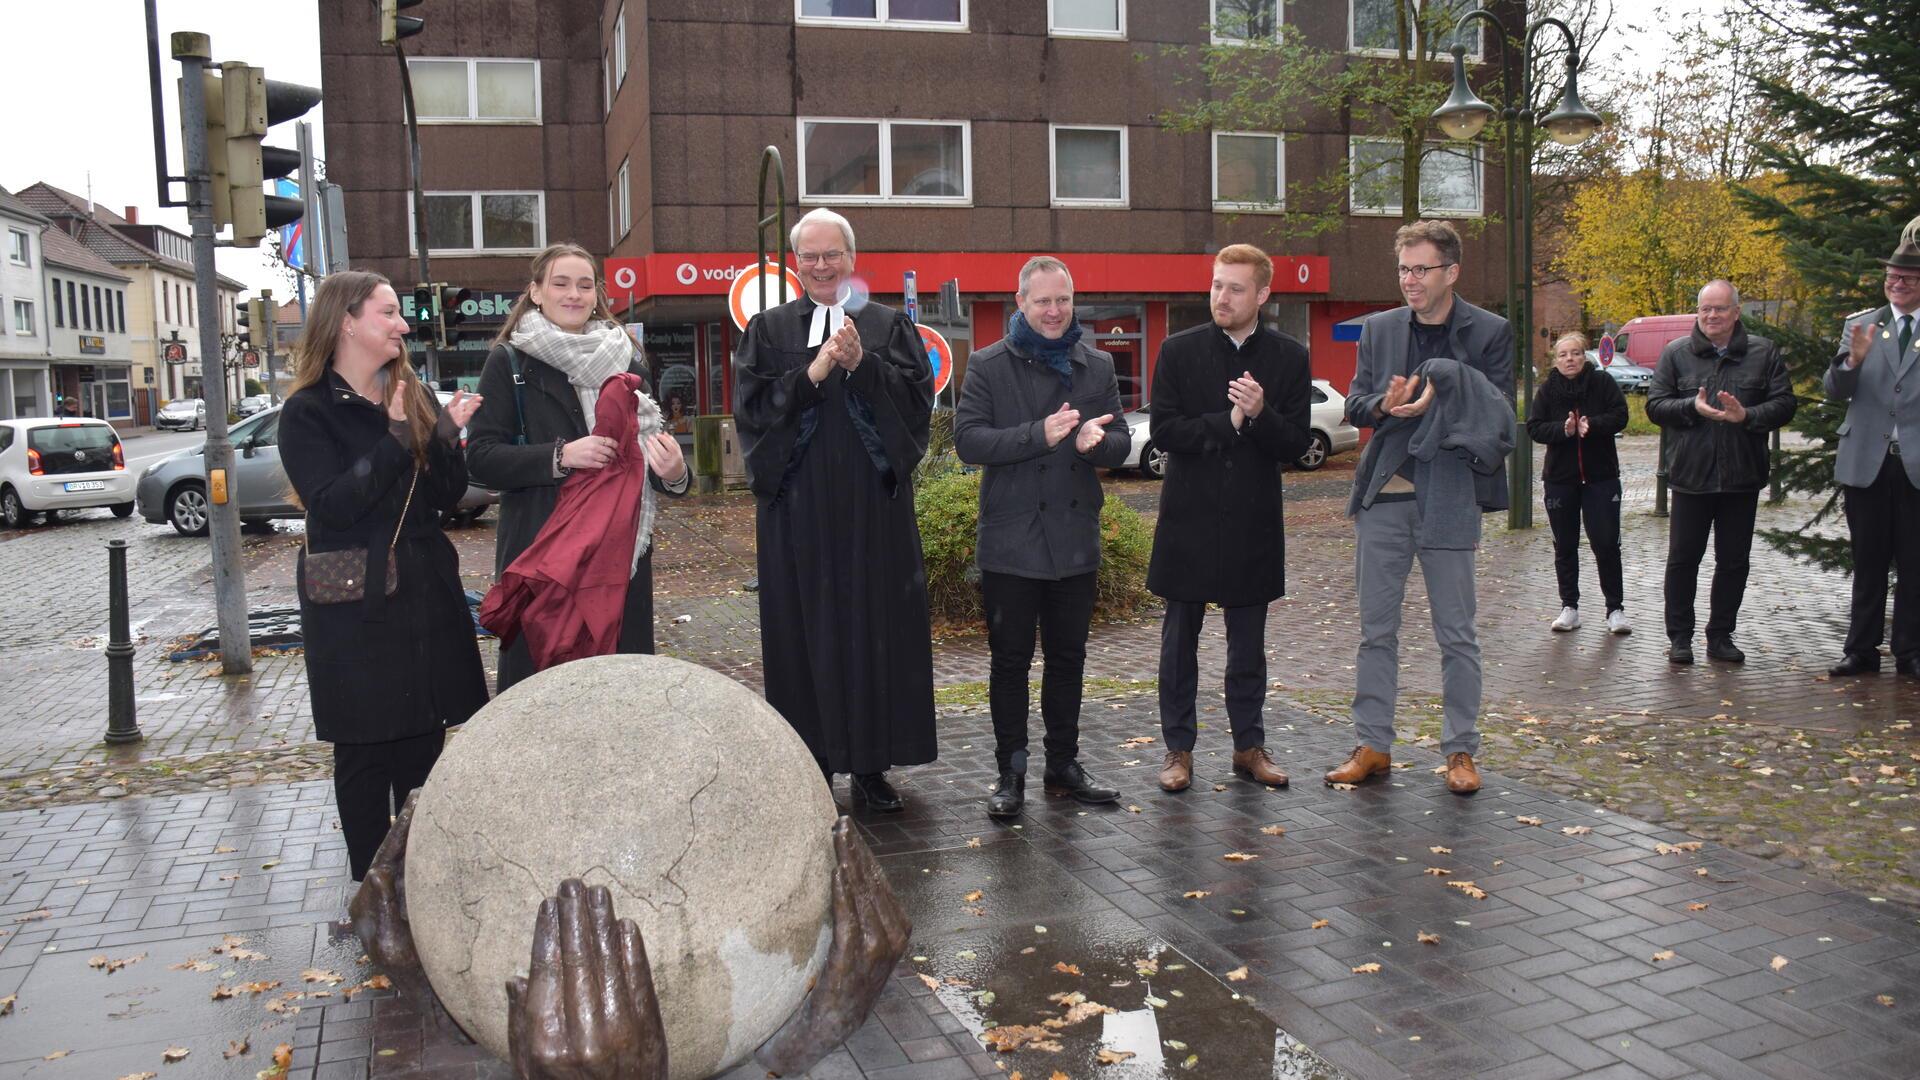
[405,654,837,1078]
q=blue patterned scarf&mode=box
[1007,312,1083,389]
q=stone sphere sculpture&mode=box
[404,654,838,1080]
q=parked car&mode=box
[137,404,499,537]
[155,398,206,431]
[1119,378,1361,478]
[0,418,136,527]
[1611,315,1696,370]
[1590,349,1653,394]
[236,394,272,417]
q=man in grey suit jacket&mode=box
[1326,220,1514,796]
[1825,220,1920,677]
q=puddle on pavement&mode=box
[883,840,1344,1080]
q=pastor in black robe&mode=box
[734,296,937,774]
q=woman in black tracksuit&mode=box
[1528,332,1632,634]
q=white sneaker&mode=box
[1607,609,1632,635]
[1551,606,1581,632]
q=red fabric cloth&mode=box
[478,373,649,672]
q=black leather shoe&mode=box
[850,772,904,812]
[1669,639,1694,665]
[1897,655,1920,677]
[1828,653,1881,677]
[1706,636,1745,663]
[986,772,1024,818]
[1042,760,1120,804]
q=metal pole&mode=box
[174,32,253,674]
[105,540,142,744]
[1655,427,1669,516]
[296,120,324,281]
[1768,428,1782,504]
[394,45,437,382]
[263,287,280,405]
[1513,103,1537,530]
[144,0,186,208]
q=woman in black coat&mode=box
[279,271,489,882]
[465,243,688,693]
[1526,332,1632,635]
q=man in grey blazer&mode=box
[1825,221,1920,677]
[1326,220,1514,796]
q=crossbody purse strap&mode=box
[508,346,529,445]
[300,465,419,558]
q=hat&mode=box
[1883,214,1920,271]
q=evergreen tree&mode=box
[1736,0,1920,568]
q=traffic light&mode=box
[411,283,434,332]
[435,284,471,348]
[219,62,321,248]
[182,69,233,231]
[379,0,426,47]
[236,293,276,350]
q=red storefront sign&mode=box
[604,252,1330,301]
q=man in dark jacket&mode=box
[955,256,1130,817]
[1148,245,1312,794]
[1328,220,1513,796]
[1646,279,1796,665]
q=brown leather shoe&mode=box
[1159,750,1193,792]
[1445,752,1481,794]
[1324,745,1391,785]
[1231,746,1290,787]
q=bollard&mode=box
[1768,428,1783,505]
[1653,426,1669,518]
[105,539,143,744]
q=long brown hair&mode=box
[288,270,436,466]
[492,242,620,345]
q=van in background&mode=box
[1613,314,1696,369]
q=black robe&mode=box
[734,296,937,774]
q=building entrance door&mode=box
[1081,304,1144,409]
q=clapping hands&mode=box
[1693,387,1748,424]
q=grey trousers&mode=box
[1350,500,1482,756]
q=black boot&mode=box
[1042,760,1119,804]
[1706,635,1745,663]
[986,772,1024,819]
[850,771,904,812]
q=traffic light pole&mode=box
[394,46,439,383]
[173,32,253,675]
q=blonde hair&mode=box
[493,242,620,346]
[1215,243,1274,290]
[1553,331,1590,353]
[287,270,436,467]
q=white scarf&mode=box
[509,309,669,567]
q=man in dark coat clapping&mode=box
[1148,244,1312,793]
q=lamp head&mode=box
[1541,64,1603,146]
[1432,45,1495,141]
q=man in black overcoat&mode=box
[733,209,936,811]
[1147,245,1312,793]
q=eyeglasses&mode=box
[1396,263,1455,280]
[1888,272,1920,287]
[795,250,847,266]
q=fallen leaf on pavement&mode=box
[1048,991,1085,1006]
[363,974,392,990]
[1751,767,1775,777]
[1655,841,1704,855]
[1581,734,1603,745]
[162,1047,190,1063]
[1687,902,1709,912]
[300,968,344,985]
[273,1044,293,1068]
[224,1038,250,1059]
[213,846,236,854]
[1429,845,1452,854]
[981,1025,1061,1052]
[1222,852,1259,862]
[1417,931,1441,945]
[116,1074,156,1080]
[1652,950,1677,962]
[43,1051,69,1060]
[1424,867,1453,876]
[1877,994,1895,1007]
[1120,736,1155,747]
[1330,782,1357,791]
[1044,1000,1116,1028]
[1695,868,1711,877]
[1351,962,1382,974]
[967,837,982,847]
[1096,1049,1136,1065]
[1770,955,1790,972]
[264,999,299,1015]
[1225,966,1249,981]
[1562,826,1593,836]
[1053,962,1081,976]
[1134,957,1159,976]
[1182,890,1211,899]
[1310,919,1331,929]
[1447,881,1489,900]
[917,973,939,991]
[963,890,984,903]
[14,910,50,922]
[210,985,236,1001]
[0,994,14,1016]
[1516,816,1544,827]
[225,948,268,962]
[1260,824,1286,836]
[1127,805,1144,813]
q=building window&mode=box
[409,58,541,123]
[614,9,628,86]
[608,184,617,249]
[159,280,168,324]
[796,0,965,30]
[1213,131,1286,211]
[1050,0,1123,37]
[12,299,33,336]
[617,160,632,238]
[186,285,194,326]
[415,191,548,254]
[1348,138,1484,216]
[1212,0,1279,43]
[1050,124,1128,208]
[95,286,106,332]
[798,119,970,204]
[603,50,613,113]
[6,229,27,266]
[51,277,63,328]
[1350,0,1481,58]
[116,291,125,334]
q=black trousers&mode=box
[1664,490,1760,642]
[981,569,1097,773]
[1158,600,1267,753]
[335,730,444,881]
[1842,455,1920,661]
[1544,477,1625,612]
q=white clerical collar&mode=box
[807,302,847,347]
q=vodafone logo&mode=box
[611,265,638,290]
[675,262,698,286]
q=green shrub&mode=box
[913,468,1154,625]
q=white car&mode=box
[1119,378,1361,478]
[0,417,137,527]
[155,398,206,431]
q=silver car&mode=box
[1119,378,1361,478]
[154,398,206,431]
[136,405,498,536]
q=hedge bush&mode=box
[914,463,1154,626]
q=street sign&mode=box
[1598,332,1616,366]
[242,349,261,368]
[727,262,804,332]
[918,324,953,397]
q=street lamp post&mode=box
[1431,13,1603,529]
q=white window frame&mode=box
[1211,0,1282,45]
[603,49,613,114]
[614,9,628,87]
[6,229,28,266]
[407,58,542,124]
[1212,131,1287,212]
[617,159,632,239]
[13,299,35,336]
[409,191,549,256]
[797,118,973,206]
[1348,0,1483,60]
[794,0,969,32]
[608,184,618,249]
[1048,0,1125,39]
[1347,137,1484,217]
[1048,123,1129,209]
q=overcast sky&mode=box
[4,0,1681,299]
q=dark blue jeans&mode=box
[1544,477,1625,613]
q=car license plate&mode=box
[64,481,106,492]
